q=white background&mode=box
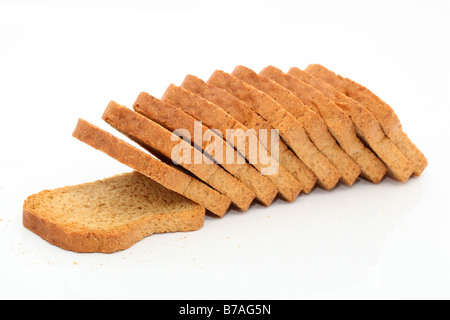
[0,0,449,300]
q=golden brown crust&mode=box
[283,67,387,184]
[306,64,426,177]
[22,174,205,253]
[181,74,317,194]
[160,84,302,202]
[102,101,255,211]
[133,92,278,206]
[208,70,341,190]
[23,208,205,253]
[72,119,231,216]
[293,67,409,183]
[235,65,361,186]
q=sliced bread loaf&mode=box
[23,172,205,253]
[133,92,279,207]
[292,67,411,183]
[102,101,255,211]
[181,74,317,194]
[234,65,362,186]
[286,67,388,183]
[161,84,303,202]
[208,70,341,190]
[72,119,231,217]
[305,64,427,177]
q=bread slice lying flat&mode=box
[23,172,205,253]
[305,64,426,177]
[102,101,255,211]
[72,119,231,217]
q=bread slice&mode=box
[102,101,255,211]
[72,119,231,217]
[23,172,205,253]
[305,64,427,177]
[286,67,390,181]
[181,74,317,194]
[161,84,303,201]
[234,66,362,186]
[208,70,341,190]
[252,65,385,184]
[133,92,278,207]
[291,67,410,183]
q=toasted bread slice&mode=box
[287,67,389,183]
[235,66,362,186]
[23,172,205,253]
[181,74,317,193]
[72,119,231,216]
[102,101,255,211]
[305,64,426,177]
[208,70,341,190]
[290,67,410,183]
[133,92,278,206]
[161,84,302,201]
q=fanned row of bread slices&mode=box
[23,64,427,253]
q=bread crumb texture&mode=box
[23,172,205,253]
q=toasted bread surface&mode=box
[236,65,361,186]
[102,101,255,211]
[161,84,302,202]
[208,70,340,190]
[72,119,231,216]
[181,74,317,193]
[23,172,205,253]
[133,92,278,206]
[305,64,426,177]
[291,67,409,182]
